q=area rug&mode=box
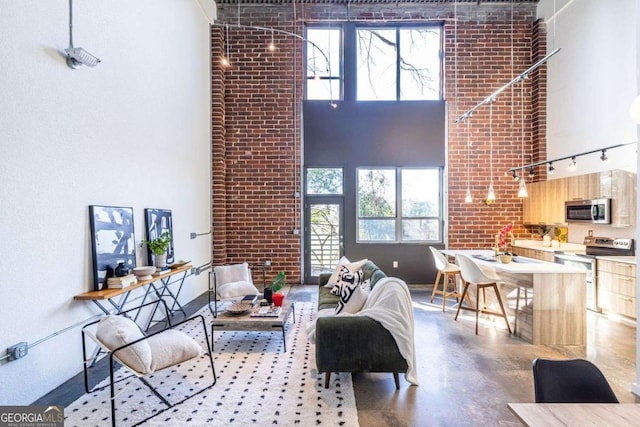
[64,301,359,427]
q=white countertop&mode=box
[442,250,587,274]
[512,239,586,253]
[596,255,636,264]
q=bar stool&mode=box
[429,247,462,311]
[454,254,512,335]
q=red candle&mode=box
[272,292,284,307]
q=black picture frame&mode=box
[89,205,136,291]
[144,208,174,265]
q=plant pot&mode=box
[154,253,167,268]
[498,254,513,264]
[263,287,273,304]
[272,292,284,307]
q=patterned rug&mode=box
[65,301,359,427]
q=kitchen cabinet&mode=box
[597,259,636,320]
[523,171,636,227]
[511,246,555,262]
[565,172,610,201]
[522,179,567,225]
[610,170,636,227]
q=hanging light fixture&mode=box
[221,24,231,67]
[268,28,276,52]
[600,149,609,163]
[465,119,473,203]
[518,82,528,197]
[548,162,555,174]
[486,100,496,203]
[568,156,577,170]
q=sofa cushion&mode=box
[323,256,350,288]
[147,329,203,372]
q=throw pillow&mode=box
[327,258,368,293]
[335,280,370,314]
[147,329,203,372]
[96,315,152,374]
[216,280,259,299]
[323,256,350,288]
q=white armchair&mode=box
[208,262,260,317]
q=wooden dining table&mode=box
[508,403,640,426]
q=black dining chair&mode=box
[532,358,619,403]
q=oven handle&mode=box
[553,253,596,266]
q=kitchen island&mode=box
[442,250,587,345]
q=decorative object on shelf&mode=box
[114,262,129,277]
[141,231,172,268]
[263,271,286,304]
[144,208,174,265]
[554,226,568,244]
[272,292,285,307]
[169,260,191,269]
[132,266,156,280]
[89,205,136,291]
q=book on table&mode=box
[241,294,258,306]
[251,306,281,317]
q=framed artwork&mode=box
[144,208,174,265]
[89,205,136,291]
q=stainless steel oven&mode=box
[553,252,598,311]
[554,237,635,313]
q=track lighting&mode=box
[528,167,535,177]
[511,170,518,181]
[600,150,608,163]
[507,142,636,178]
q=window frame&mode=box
[304,25,343,101]
[356,166,443,244]
[355,24,443,101]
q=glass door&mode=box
[304,199,343,284]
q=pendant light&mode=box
[486,100,496,203]
[517,82,528,197]
[465,119,473,203]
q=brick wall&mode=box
[213,3,547,281]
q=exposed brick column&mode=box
[531,18,548,181]
[211,26,227,266]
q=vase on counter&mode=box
[498,254,513,264]
[542,235,552,247]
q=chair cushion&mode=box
[96,315,152,374]
[217,280,259,299]
[147,329,203,371]
[214,263,252,285]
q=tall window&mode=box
[357,167,442,242]
[357,26,442,100]
[305,27,342,100]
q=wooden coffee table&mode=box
[211,299,295,352]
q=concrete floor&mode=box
[38,284,637,426]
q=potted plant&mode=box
[496,223,514,263]
[141,231,172,268]
[263,271,286,305]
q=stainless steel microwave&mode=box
[565,198,611,224]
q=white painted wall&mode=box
[540,0,638,178]
[0,0,212,404]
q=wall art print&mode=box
[89,205,136,291]
[144,208,174,266]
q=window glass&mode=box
[357,28,397,101]
[306,168,344,195]
[399,28,442,100]
[357,169,396,217]
[306,27,341,100]
[357,167,442,242]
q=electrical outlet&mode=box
[392,261,398,268]
[190,232,197,239]
[8,342,28,361]
[191,267,201,276]
[264,260,271,267]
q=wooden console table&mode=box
[74,264,192,330]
